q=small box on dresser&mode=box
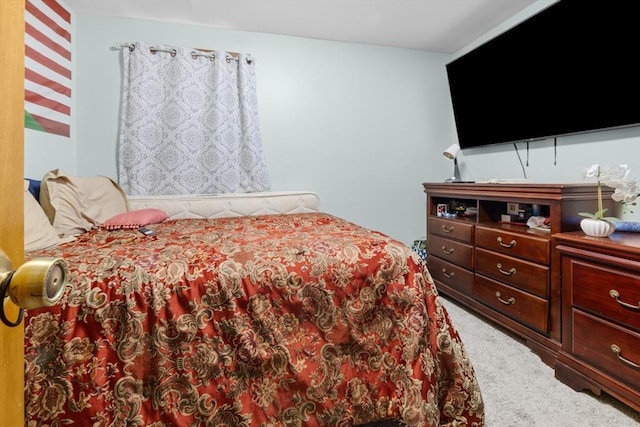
[555,231,640,412]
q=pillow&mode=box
[39,169,129,237]
[24,179,64,252]
[101,208,168,230]
[26,178,41,202]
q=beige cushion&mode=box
[24,180,64,252]
[40,169,129,237]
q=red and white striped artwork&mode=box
[25,0,72,138]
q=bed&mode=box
[23,171,484,426]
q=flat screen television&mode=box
[446,0,640,149]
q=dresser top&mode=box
[555,231,640,258]
[423,182,610,202]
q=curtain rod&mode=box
[122,43,253,64]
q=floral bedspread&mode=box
[25,213,484,426]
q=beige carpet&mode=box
[441,297,640,426]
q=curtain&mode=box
[118,41,270,196]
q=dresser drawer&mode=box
[474,274,549,333]
[428,256,474,296]
[427,235,473,269]
[475,226,550,264]
[573,310,640,388]
[475,248,549,298]
[428,217,473,243]
[569,259,640,331]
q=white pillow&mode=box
[39,169,129,237]
[24,180,64,252]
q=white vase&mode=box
[580,218,615,237]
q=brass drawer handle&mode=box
[441,246,454,255]
[442,269,455,279]
[495,291,515,305]
[497,263,516,276]
[611,344,640,369]
[441,224,454,233]
[609,290,640,311]
[496,237,517,248]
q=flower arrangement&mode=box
[579,164,639,222]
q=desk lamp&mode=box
[443,143,463,183]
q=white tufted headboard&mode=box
[127,191,321,220]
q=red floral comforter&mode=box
[25,213,484,426]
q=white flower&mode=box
[580,164,639,220]
[582,164,601,179]
[612,188,633,204]
[611,180,640,204]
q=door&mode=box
[0,0,26,424]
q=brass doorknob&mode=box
[0,249,68,327]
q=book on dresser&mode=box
[422,182,613,366]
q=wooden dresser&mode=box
[422,182,611,365]
[555,232,640,411]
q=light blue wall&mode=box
[25,128,76,176]
[25,0,640,246]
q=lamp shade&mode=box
[443,144,461,160]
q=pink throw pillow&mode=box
[101,208,168,230]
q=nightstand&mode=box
[555,232,640,412]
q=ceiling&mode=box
[65,0,540,53]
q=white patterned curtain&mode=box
[118,41,270,195]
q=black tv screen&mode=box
[446,0,640,149]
